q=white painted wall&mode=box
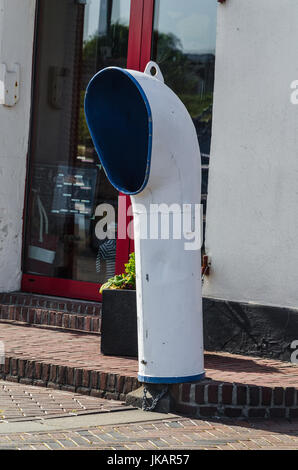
[0,0,36,291]
[204,0,298,309]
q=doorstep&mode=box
[1,323,298,419]
[0,292,101,334]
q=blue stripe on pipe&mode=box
[138,372,205,384]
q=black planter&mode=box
[101,289,138,357]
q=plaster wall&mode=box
[0,0,36,291]
[204,0,298,309]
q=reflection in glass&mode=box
[152,0,217,229]
[24,0,131,284]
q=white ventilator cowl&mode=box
[85,61,204,383]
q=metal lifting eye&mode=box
[144,61,164,83]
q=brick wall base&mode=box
[1,357,297,419]
[0,357,139,401]
[169,381,298,420]
[0,293,101,333]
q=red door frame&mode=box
[115,0,155,273]
[22,0,155,302]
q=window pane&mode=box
[152,0,217,223]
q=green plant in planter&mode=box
[99,252,135,294]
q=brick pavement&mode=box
[1,323,298,387]
[2,414,298,449]
[1,323,298,419]
[0,381,129,421]
[0,324,137,375]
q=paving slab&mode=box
[0,409,177,435]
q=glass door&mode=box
[22,0,149,301]
[22,0,216,301]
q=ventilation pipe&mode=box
[85,62,204,384]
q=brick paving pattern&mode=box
[1,322,298,418]
[0,381,129,421]
[1,415,298,450]
[0,324,137,375]
[0,380,298,450]
[1,323,298,387]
